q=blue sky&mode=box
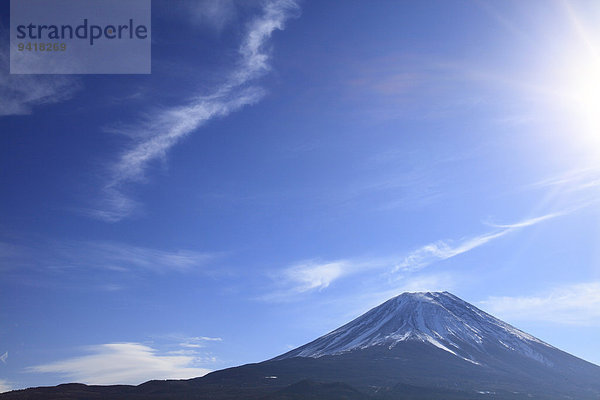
[2,0,600,392]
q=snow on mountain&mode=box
[278,291,554,366]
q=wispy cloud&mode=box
[283,260,349,293]
[92,0,299,222]
[179,336,223,348]
[1,239,215,275]
[263,257,394,301]
[184,0,237,32]
[0,46,80,117]
[27,343,211,385]
[63,241,214,273]
[394,212,563,272]
[267,212,565,300]
[195,336,222,342]
[481,282,600,325]
[531,165,600,194]
[485,212,565,229]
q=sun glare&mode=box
[561,57,600,141]
[551,3,600,148]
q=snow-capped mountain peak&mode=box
[277,291,553,366]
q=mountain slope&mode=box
[260,380,370,400]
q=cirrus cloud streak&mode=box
[267,211,566,301]
[92,0,299,222]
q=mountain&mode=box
[3,292,600,399]
[276,291,553,364]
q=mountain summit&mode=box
[277,291,552,366]
[3,292,600,400]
